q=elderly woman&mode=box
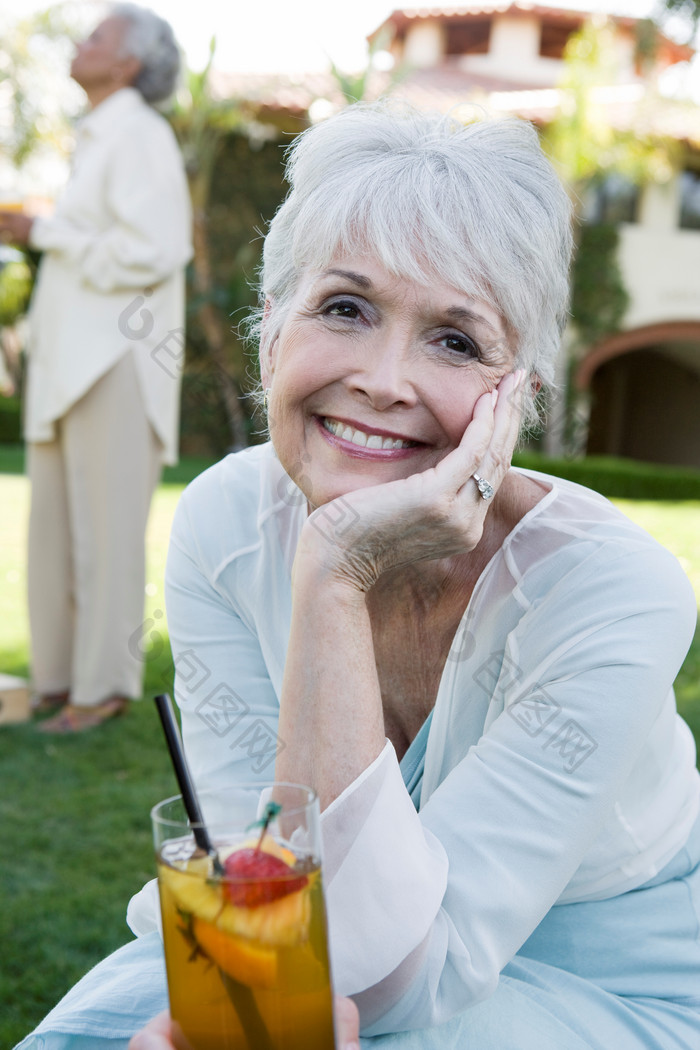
[0,3,191,732]
[18,101,700,1049]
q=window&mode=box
[539,21,580,59]
[583,174,639,225]
[679,170,700,230]
[445,19,491,56]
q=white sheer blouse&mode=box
[129,442,699,1031]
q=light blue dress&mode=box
[15,447,700,1048]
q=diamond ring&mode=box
[472,473,495,500]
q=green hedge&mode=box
[0,396,21,443]
[513,451,700,500]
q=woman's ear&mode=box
[259,298,277,387]
[531,373,543,395]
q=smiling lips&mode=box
[321,416,419,451]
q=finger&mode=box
[432,386,496,493]
[495,368,526,449]
[476,369,525,478]
[334,994,360,1048]
[455,370,524,505]
[128,1011,172,1050]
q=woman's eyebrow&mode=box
[443,306,501,334]
[320,268,373,289]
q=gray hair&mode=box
[259,99,574,431]
[110,3,181,104]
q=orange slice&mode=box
[193,916,278,989]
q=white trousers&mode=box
[26,351,163,707]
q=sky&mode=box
[2,0,670,76]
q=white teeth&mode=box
[342,425,366,445]
[323,417,412,450]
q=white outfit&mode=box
[131,442,698,1026]
[23,87,192,704]
[26,87,192,464]
[26,353,163,704]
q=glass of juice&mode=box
[152,782,335,1050]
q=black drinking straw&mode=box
[153,693,274,1050]
[153,694,225,874]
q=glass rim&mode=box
[151,780,318,831]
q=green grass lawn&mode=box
[1,450,699,1047]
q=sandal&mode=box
[38,695,129,734]
[31,690,70,716]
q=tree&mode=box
[167,40,257,451]
[328,26,400,105]
[657,0,700,41]
[543,20,678,200]
[0,4,87,395]
[0,3,85,168]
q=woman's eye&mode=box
[440,333,479,357]
[324,300,360,320]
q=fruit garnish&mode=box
[223,800,308,908]
[159,862,222,924]
[192,916,278,988]
[224,849,308,908]
[217,886,311,946]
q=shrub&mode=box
[0,396,21,443]
[513,451,700,500]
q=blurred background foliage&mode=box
[0,250,33,327]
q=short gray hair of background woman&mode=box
[110,2,181,105]
[260,99,574,434]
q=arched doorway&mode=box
[576,322,700,469]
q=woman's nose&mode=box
[347,332,418,410]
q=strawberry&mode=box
[224,848,308,908]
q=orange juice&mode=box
[157,839,335,1050]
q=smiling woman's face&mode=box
[262,254,516,509]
